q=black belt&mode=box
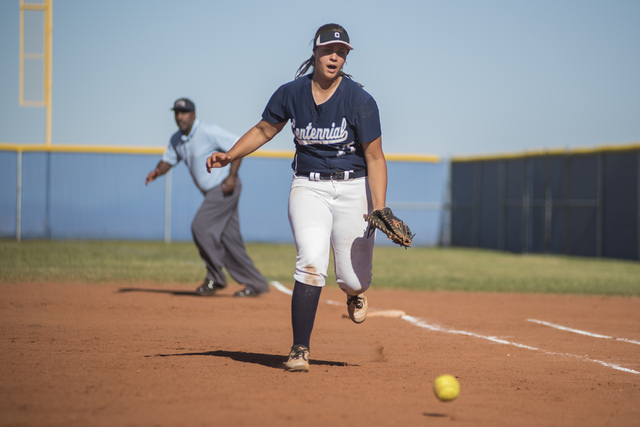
[296,169,367,181]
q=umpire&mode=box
[145,98,269,297]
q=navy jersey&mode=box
[262,74,381,174]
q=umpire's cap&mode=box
[172,98,195,112]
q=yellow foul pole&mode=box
[19,0,52,146]
[19,1,23,106]
[45,0,52,148]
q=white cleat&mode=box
[347,293,368,324]
[285,345,310,372]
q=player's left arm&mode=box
[362,136,387,211]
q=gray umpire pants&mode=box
[191,177,269,293]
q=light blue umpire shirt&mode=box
[162,119,239,194]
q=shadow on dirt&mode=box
[150,350,357,370]
[116,287,228,297]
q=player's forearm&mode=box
[362,137,387,210]
[227,126,271,160]
[227,120,286,161]
[366,157,387,210]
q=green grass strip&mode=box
[1,240,639,296]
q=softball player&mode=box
[206,23,388,372]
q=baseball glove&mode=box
[363,207,415,248]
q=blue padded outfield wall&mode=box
[450,144,640,261]
[4,143,640,261]
[0,146,446,247]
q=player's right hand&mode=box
[206,152,232,172]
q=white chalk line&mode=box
[402,315,640,375]
[527,319,640,345]
[269,282,640,375]
[270,281,293,295]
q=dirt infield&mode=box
[1,282,639,426]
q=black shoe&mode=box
[233,288,265,297]
[195,280,226,296]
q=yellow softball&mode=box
[433,374,460,402]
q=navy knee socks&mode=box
[291,281,322,349]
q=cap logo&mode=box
[315,30,354,50]
[176,100,185,107]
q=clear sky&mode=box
[1,0,639,157]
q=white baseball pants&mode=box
[288,176,375,295]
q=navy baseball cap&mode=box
[172,98,195,112]
[315,30,353,50]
